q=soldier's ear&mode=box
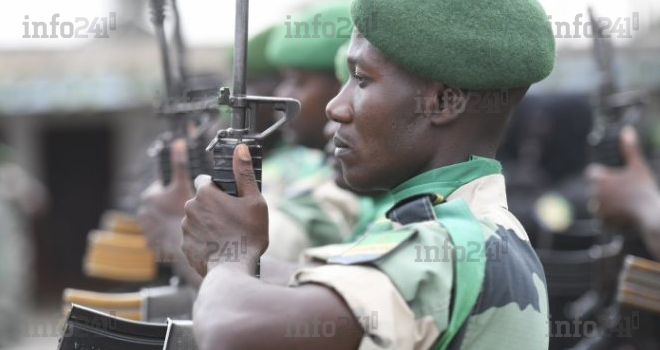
[427,84,468,126]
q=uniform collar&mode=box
[390,156,502,203]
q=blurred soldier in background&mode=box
[260,1,349,199]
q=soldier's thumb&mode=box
[233,144,260,197]
[620,126,643,168]
[170,139,191,189]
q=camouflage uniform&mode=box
[266,171,393,261]
[261,143,326,201]
[290,156,549,350]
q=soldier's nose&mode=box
[326,91,352,124]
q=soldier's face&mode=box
[274,68,340,150]
[326,33,433,191]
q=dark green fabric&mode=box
[266,1,350,72]
[345,193,392,243]
[350,0,555,89]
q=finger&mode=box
[620,126,643,168]
[233,143,260,197]
[170,139,191,188]
[194,175,212,192]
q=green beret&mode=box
[228,26,280,78]
[334,42,351,84]
[350,0,556,89]
[266,1,350,73]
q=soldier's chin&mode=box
[341,171,374,194]
[330,159,351,190]
[333,171,352,191]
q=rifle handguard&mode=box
[187,137,213,183]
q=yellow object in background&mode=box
[534,192,574,233]
[83,212,157,282]
[62,288,143,321]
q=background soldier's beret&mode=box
[266,1,350,73]
[350,0,556,89]
[334,42,351,84]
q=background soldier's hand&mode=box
[138,139,194,264]
[182,144,268,276]
[586,126,660,228]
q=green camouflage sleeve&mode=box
[290,221,454,349]
[290,219,549,350]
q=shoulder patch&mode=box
[327,227,417,265]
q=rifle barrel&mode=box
[150,0,175,99]
[232,0,249,131]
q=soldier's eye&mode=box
[352,69,368,88]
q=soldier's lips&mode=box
[333,135,352,159]
[334,146,350,158]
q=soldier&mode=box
[182,0,556,349]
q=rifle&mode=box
[148,0,217,186]
[152,0,300,279]
[205,0,300,197]
[58,304,199,350]
[587,7,646,167]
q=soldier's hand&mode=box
[138,139,194,263]
[585,126,660,228]
[182,144,268,276]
